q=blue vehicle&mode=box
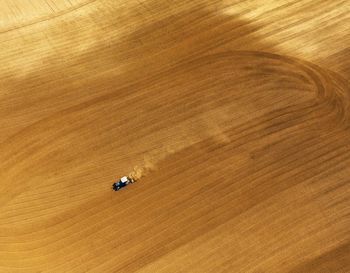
[112,176,134,191]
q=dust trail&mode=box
[127,141,191,182]
[127,107,233,182]
[127,139,190,182]
[129,156,157,181]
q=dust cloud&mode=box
[128,156,158,181]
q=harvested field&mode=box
[0,1,349,272]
